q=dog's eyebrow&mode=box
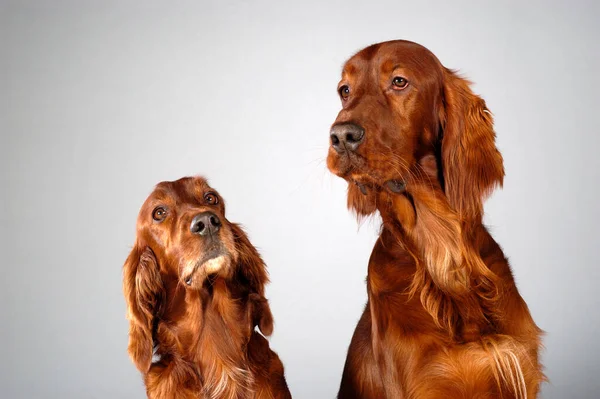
[147,189,177,206]
[151,189,170,199]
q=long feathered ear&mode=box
[122,244,165,373]
[440,69,504,222]
[231,223,269,296]
[248,293,274,336]
[230,223,274,335]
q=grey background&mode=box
[2,0,599,398]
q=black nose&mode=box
[330,123,365,153]
[190,212,221,236]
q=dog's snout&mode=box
[330,123,365,153]
[190,212,221,236]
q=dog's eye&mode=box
[152,207,167,221]
[339,85,350,100]
[204,192,219,205]
[392,76,409,90]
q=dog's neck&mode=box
[161,276,256,398]
[371,184,501,342]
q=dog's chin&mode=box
[182,253,232,289]
[328,153,377,181]
[347,164,408,190]
[327,150,362,178]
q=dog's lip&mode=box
[356,181,368,195]
[183,248,229,286]
[384,179,407,193]
[331,151,408,192]
[329,159,353,177]
[329,149,364,175]
[347,176,407,197]
[202,246,226,260]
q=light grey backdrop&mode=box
[2,1,599,398]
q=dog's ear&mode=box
[439,68,504,222]
[230,223,275,336]
[122,244,164,373]
[231,223,269,296]
[248,293,274,336]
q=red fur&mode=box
[328,40,544,398]
[123,176,291,398]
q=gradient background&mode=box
[2,1,599,398]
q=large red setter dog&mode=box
[123,176,291,398]
[327,40,544,398]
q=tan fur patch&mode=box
[204,255,226,274]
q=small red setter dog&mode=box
[327,40,544,398]
[123,176,291,399]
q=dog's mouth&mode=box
[344,163,407,196]
[328,150,365,178]
[351,178,407,195]
[328,148,409,198]
[182,247,232,288]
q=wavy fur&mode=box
[328,40,544,398]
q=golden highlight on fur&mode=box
[122,176,291,399]
[327,40,544,398]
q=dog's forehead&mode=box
[343,40,438,77]
[152,176,215,203]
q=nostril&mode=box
[196,222,205,233]
[347,131,364,144]
[209,216,220,227]
[331,134,340,146]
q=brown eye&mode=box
[152,207,167,221]
[392,76,408,89]
[204,192,218,205]
[338,85,350,100]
